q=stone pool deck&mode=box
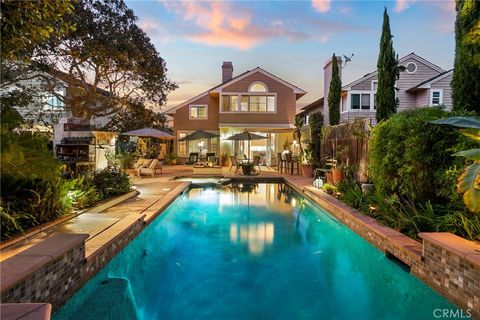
[1,165,479,319]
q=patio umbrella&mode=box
[226,130,266,158]
[122,127,174,140]
[178,130,219,141]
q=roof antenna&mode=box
[342,53,354,69]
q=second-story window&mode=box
[190,105,208,119]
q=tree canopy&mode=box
[34,0,177,119]
[328,53,341,126]
[376,8,402,122]
[452,0,480,114]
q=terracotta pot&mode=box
[332,168,343,184]
[301,164,313,177]
[326,171,333,184]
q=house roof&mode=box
[406,69,453,92]
[297,97,324,116]
[342,52,446,90]
[165,67,306,115]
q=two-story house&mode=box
[166,62,307,165]
[299,53,453,126]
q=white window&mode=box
[361,94,370,109]
[178,132,187,155]
[351,94,360,109]
[249,82,268,92]
[221,93,276,113]
[372,81,378,92]
[43,91,64,111]
[430,89,443,106]
[189,105,208,119]
[222,95,238,111]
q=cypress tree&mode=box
[376,8,401,122]
[309,112,324,167]
[328,53,341,125]
[452,0,480,114]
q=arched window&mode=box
[249,82,267,92]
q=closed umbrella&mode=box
[226,130,266,160]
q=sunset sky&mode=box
[126,0,456,110]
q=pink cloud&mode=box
[160,1,310,50]
[312,0,332,13]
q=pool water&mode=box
[54,183,454,320]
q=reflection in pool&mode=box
[54,183,454,320]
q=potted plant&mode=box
[332,145,349,184]
[221,153,229,167]
[166,152,177,165]
[300,147,313,177]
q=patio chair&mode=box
[185,153,199,165]
[206,152,216,163]
[133,158,146,169]
[285,153,299,175]
[313,157,337,182]
[134,158,152,176]
[229,156,241,173]
[138,159,163,178]
[252,156,261,173]
[277,152,287,173]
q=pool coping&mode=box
[1,177,478,318]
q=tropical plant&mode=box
[431,116,480,213]
[92,166,132,199]
[309,112,324,167]
[321,183,338,195]
[300,142,313,165]
[376,8,404,122]
[166,152,178,165]
[328,53,341,125]
[452,0,480,114]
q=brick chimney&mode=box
[323,55,342,126]
[222,61,233,83]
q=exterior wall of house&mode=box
[351,74,377,91]
[414,90,430,106]
[219,72,297,125]
[340,110,377,125]
[431,74,453,110]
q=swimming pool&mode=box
[54,183,454,319]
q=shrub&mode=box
[92,166,132,199]
[309,112,324,167]
[369,107,474,204]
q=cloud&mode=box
[395,0,455,13]
[394,0,416,13]
[160,1,310,50]
[312,0,332,13]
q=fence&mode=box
[320,118,371,182]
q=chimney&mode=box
[222,61,233,83]
[323,55,342,126]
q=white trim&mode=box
[219,92,277,114]
[189,104,208,120]
[342,53,445,90]
[166,91,209,114]
[345,90,376,112]
[418,70,453,89]
[371,80,378,91]
[405,62,417,74]
[430,89,444,106]
[212,68,306,94]
[248,81,268,92]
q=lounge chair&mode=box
[252,156,261,173]
[229,156,241,173]
[134,158,152,176]
[138,159,163,178]
[185,153,199,165]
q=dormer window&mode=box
[249,82,267,92]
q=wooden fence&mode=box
[320,118,371,182]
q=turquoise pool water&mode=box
[54,183,454,320]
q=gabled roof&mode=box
[166,67,306,115]
[342,52,446,90]
[406,69,453,92]
[297,97,324,116]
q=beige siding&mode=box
[396,57,442,111]
[431,74,453,110]
[415,90,430,106]
[220,71,296,125]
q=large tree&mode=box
[309,112,324,167]
[376,8,402,122]
[34,0,176,119]
[102,101,169,133]
[452,0,480,114]
[328,53,341,125]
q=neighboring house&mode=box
[299,53,453,126]
[166,62,306,165]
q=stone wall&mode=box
[302,186,479,318]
